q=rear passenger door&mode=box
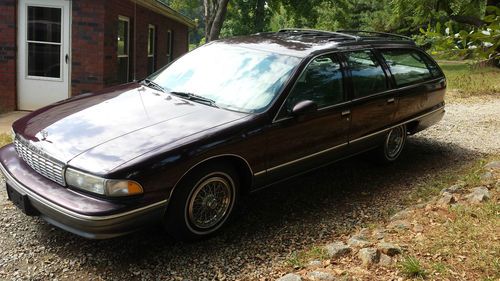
[343,49,396,149]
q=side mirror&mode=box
[292,100,318,116]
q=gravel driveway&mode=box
[1,97,499,281]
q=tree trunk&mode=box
[204,0,230,42]
[254,0,266,32]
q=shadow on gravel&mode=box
[32,136,485,279]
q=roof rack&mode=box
[336,30,414,41]
[277,28,360,41]
[276,28,415,45]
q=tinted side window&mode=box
[346,50,388,98]
[380,49,433,87]
[280,55,344,117]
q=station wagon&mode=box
[0,29,446,240]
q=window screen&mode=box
[345,50,388,98]
[381,49,433,87]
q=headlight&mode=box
[65,168,143,197]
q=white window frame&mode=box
[117,15,130,82]
[25,4,64,81]
[148,24,155,73]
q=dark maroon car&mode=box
[0,30,445,240]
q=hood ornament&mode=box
[40,130,49,141]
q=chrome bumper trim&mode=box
[0,160,167,238]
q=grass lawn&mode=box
[0,133,11,147]
[438,61,500,99]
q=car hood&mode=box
[13,83,248,173]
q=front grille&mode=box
[14,137,66,186]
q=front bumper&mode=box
[0,144,167,239]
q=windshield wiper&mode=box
[141,78,166,93]
[170,91,219,108]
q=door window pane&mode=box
[346,50,388,98]
[28,43,60,78]
[281,55,344,117]
[380,49,433,87]
[117,19,129,56]
[28,6,61,43]
[117,17,129,83]
[148,25,155,74]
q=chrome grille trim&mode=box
[14,137,66,186]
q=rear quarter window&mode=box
[380,49,438,87]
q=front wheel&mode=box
[164,163,239,241]
[378,124,407,163]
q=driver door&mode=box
[265,54,351,181]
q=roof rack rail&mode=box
[277,28,360,41]
[276,28,416,45]
[336,30,414,41]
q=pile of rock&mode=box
[275,160,499,281]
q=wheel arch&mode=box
[169,154,254,201]
[406,120,419,135]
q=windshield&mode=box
[149,44,301,113]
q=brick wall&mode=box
[71,0,106,96]
[0,0,190,110]
[103,0,189,86]
[0,0,17,112]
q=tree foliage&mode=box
[163,0,499,63]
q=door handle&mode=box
[387,97,395,104]
[341,110,351,116]
[65,54,69,64]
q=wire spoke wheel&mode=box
[384,125,406,160]
[187,175,233,230]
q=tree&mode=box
[204,0,230,42]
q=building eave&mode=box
[133,0,196,28]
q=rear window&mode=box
[345,50,388,98]
[380,49,437,87]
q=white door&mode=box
[17,0,70,111]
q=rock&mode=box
[276,273,302,281]
[325,242,352,259]
[440,182,465,194]
[307,271,336,281]
[390,209,410,221]
[390,210,411,221]
[357,228,371,238]
[480,172,494,184]
[413,224,424,233]
[372,228,386,240]
[347,235,371,248]
[378,254,393,267]
[387,220,410,230]
[358,248,380,268]
[437,192,457,207]
[377,242,402,256]
[465,186,490,204]
[484,161,500,170]
[307,260,323,269]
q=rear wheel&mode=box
[164,163,239,241]
[378,124,407,162]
